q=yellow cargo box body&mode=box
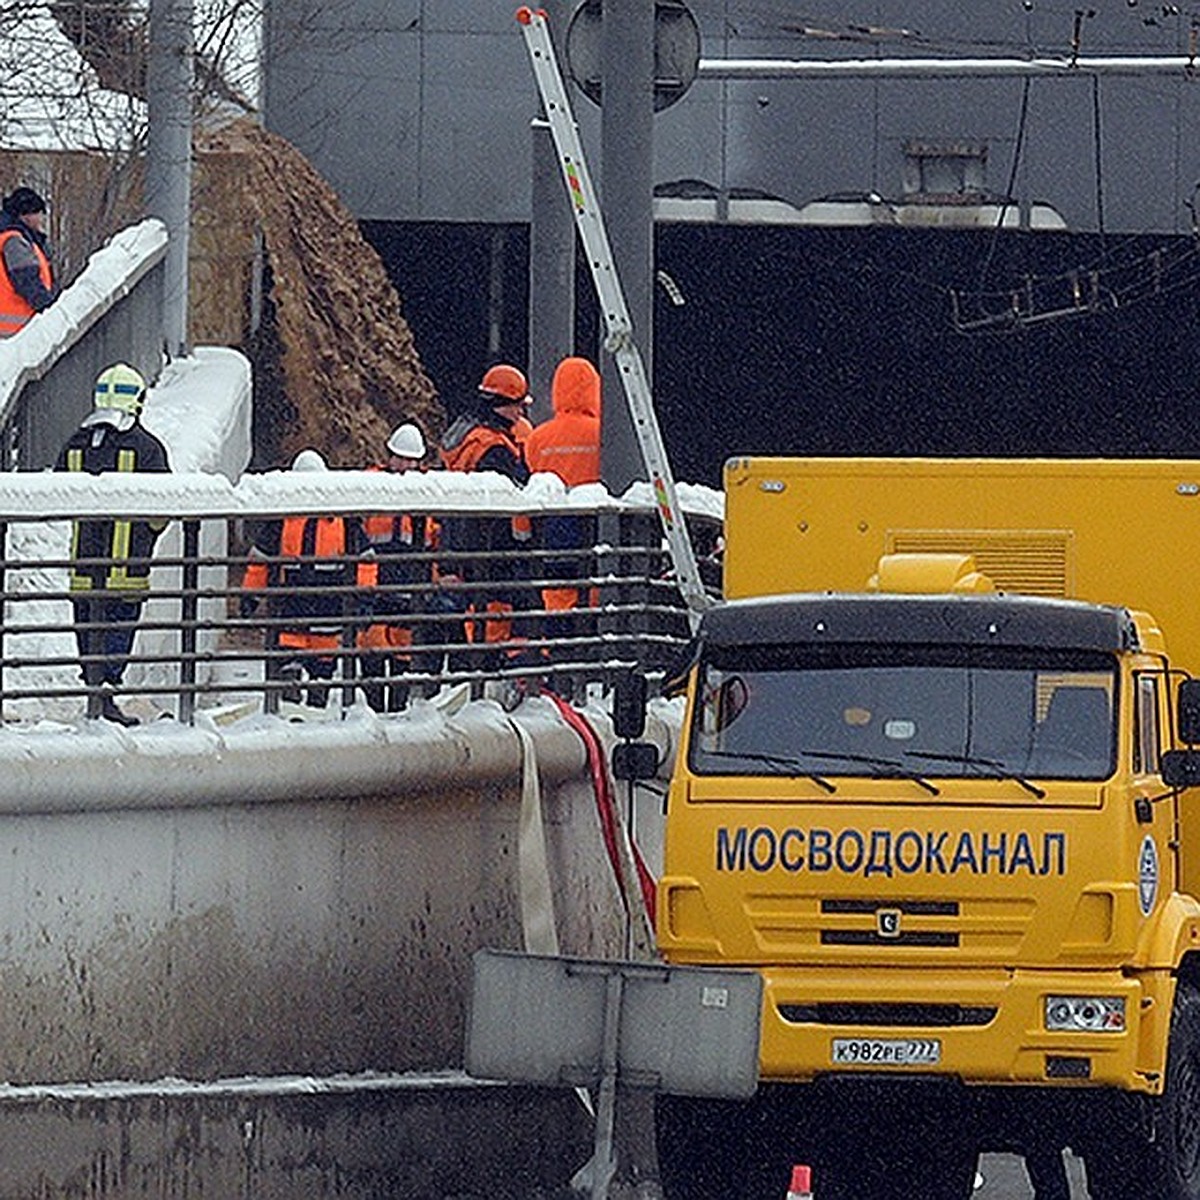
[723,457,1200,675]
[658,458,1200,1099]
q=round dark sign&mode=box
[565,0,701,112]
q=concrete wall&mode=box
[0,696,676,1196]
[0,699,659,1082]
[0,1080,594,1199]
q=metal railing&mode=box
[0,220,168,470]
[0,493,723,725]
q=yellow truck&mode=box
[654,458,1200,1200]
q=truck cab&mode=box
[654,459,1200,1200]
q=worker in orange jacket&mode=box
[0,187,57,337]
[240,449,378,708]
[358,423,440,711]
[439,364,534,670]
[525,356,602,641]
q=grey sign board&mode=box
[465,949,762,1100]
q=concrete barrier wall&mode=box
[0,1078,595,1200]
[0,696,674,1084]
[0,694,678,1197]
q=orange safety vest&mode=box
[440,424,522,475]
[441,424,532,542]
[243,515,377,653]
[0,230,53,337]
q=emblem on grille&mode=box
[877,908,902,939]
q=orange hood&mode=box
[551,357,601,418]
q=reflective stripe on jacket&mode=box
[59,421,171,593]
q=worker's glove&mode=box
[238,595,259,619]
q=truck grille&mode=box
[778,1001,997,1027]
[822,899,958,916]
[887,529,1071,596]
[820,929,958,947]
[820,898,959,948]
[744,894,1034,957]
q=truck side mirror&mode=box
[613,671,647,741]
[612,741,659,781]
[1162,749,1200,789]
[1179,679,1200,745]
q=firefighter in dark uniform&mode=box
[55,362,170,726]
[438,364,533,672]
[240,449,378,709]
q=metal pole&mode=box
[590,971,624,1200]
[600,0,655,493]
[146,0,194,359]
[528,0,575,425]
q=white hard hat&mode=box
[291,448,327,473]
[386,423,426,460]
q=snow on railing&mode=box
[0,219,168,431]
[0,475,723,726]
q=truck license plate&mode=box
[831,1037,942,1066]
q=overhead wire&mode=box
[1093,74,1107,249]
[704,2,1198,334]
[976,76,1032,298]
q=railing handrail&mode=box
[0,492,722,724]
[0,219,169,433]
[0,469,723,524]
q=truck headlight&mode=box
[1044,995,1126,1033]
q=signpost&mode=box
[466,949,762,1200]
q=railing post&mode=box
[179,519,199,725]
[0,519,7,720]
[340,576,357,713]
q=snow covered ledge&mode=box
[0,218,168,426]
[0,696,589,815]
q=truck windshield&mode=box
[690,644,1118,783]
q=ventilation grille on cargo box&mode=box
[887,530,1072,596]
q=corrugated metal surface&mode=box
[888,529,1073,596]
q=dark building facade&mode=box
[264,1,1200,483]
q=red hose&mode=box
[546,692,657,925]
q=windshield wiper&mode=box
[793,748,941,796]
[902,750,1047,799]
[703,750,837,793]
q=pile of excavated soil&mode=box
[197,118,442,469]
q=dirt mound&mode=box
[197,118,442,469]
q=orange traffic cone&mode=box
[786,1164,814,1200]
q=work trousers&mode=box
[72,595,142,687]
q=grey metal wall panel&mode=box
[263,0,423,220]
[263,0,1200,233]
[418,31,538,222]
[653,81,723,191]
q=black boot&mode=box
[100,687,138,727]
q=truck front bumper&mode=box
[758,964,1171,1093]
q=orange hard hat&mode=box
[479,364,529,402]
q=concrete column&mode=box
[600,0,655,492]
[146,0,194,359]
